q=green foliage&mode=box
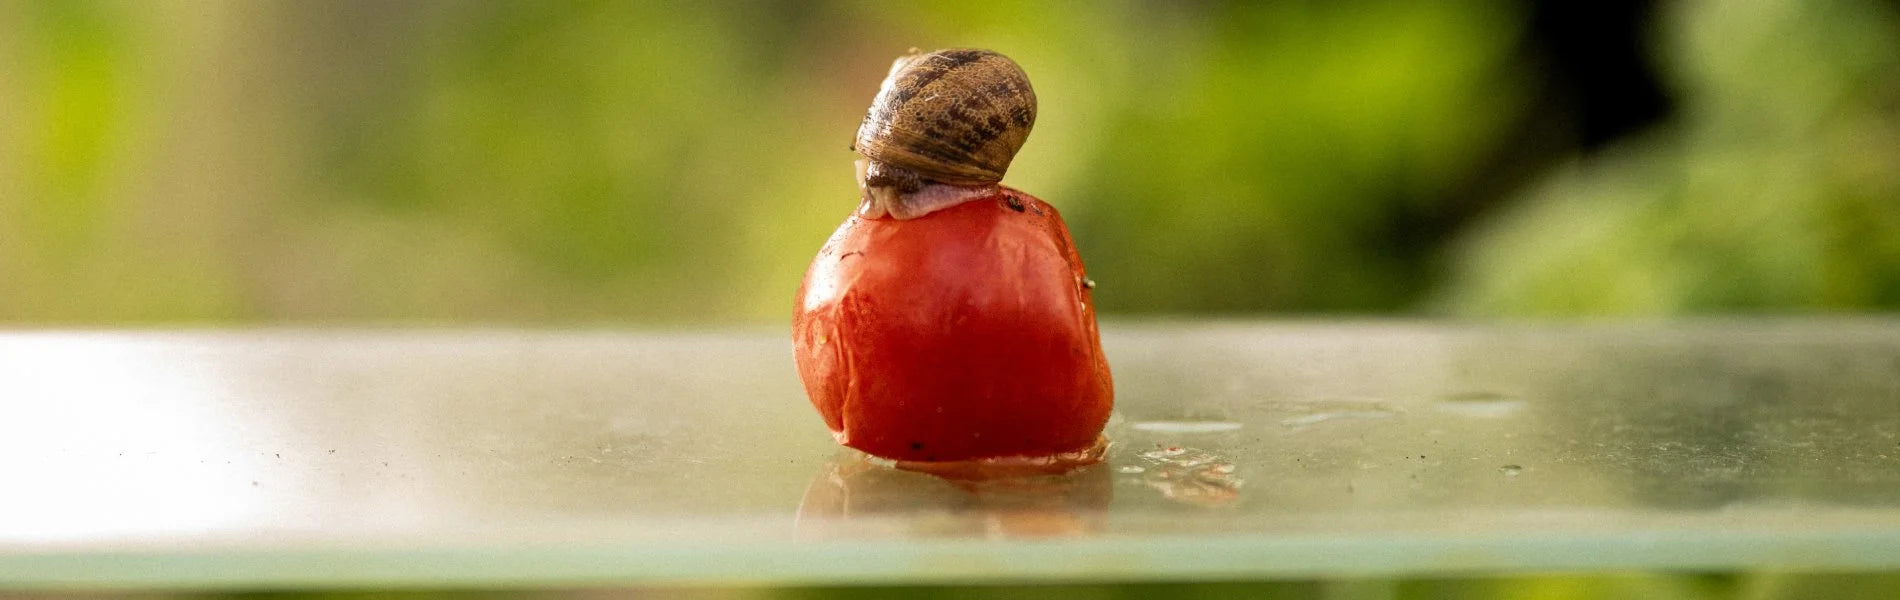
[0,0,1893,323]
[1436,0,1900,315]
[1065,1,1528,313]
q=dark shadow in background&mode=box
[1387,0,1671,291]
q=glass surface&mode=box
[2,320,1898,588]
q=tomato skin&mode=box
[792,188,1113,462]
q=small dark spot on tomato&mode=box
[925,455,937,461]
[1005,196,1025,212]
[910,441,924,450]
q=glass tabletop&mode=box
[2,320,1898,588]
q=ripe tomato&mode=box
[793,188,1113,463]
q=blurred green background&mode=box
[4,0,1895,325]
[3,0,1899,597]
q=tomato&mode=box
[792,187,1113,463]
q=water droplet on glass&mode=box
[1130,420,1243,434]
[1435,391,1526,418]
[1147,446,1187,458]
[1277,401,1399,429]
[1499,464,1523,476]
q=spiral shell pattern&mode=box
[854,49,1037,186]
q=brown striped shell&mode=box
[854,49,1037,186]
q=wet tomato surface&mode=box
[793,188,1113,462]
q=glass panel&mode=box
[1,320,1897,586]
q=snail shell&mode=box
[854,48,1037,186]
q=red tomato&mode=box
[793,187,1113,463]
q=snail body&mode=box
[853,49,1038,219]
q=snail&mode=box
[852,48,1038,220]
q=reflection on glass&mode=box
[1125,445,1244,508]
[796,451,1113,539]
[0,336,266,542]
